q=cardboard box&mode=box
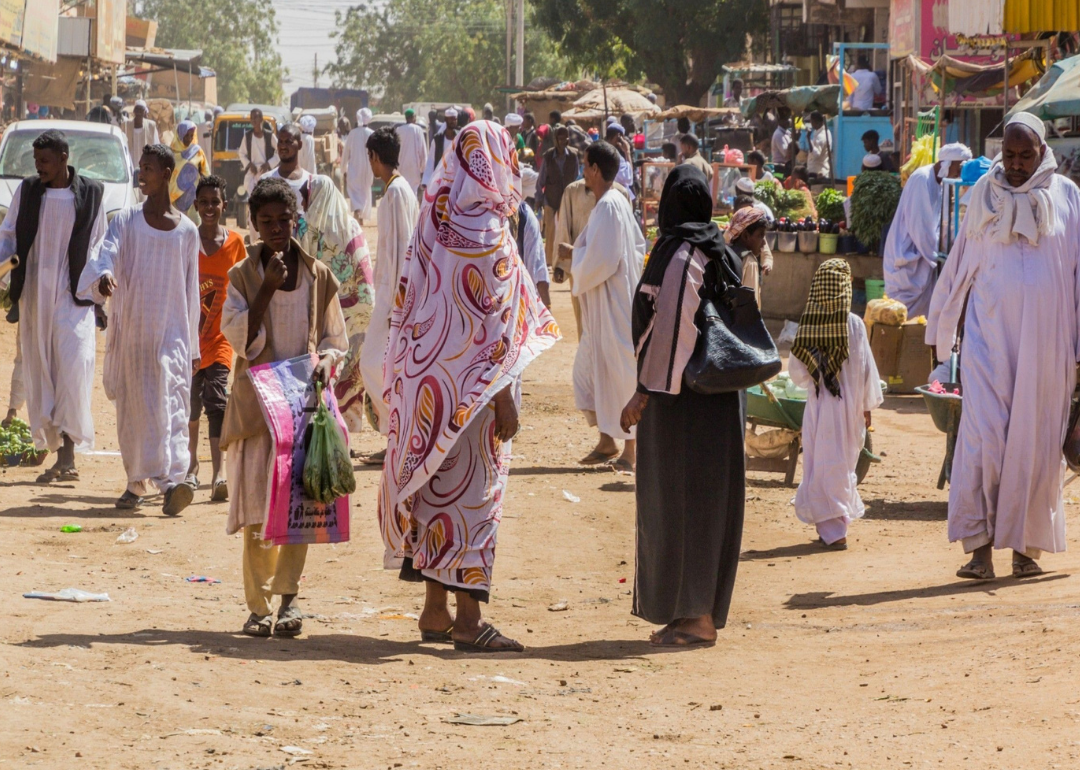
[870,321,932,394]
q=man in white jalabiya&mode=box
[237,108,278,197]
[394,109,428,193]
[928,113,1080,580]
[341,108,375,224]
[566,141,645,473]
[297,115,318,175]
[78,143,201,515]
[421,107,459,189]
[0,130,105,483]
[358,126,418,458]
[882,142,971,317]
[123,100,160,166]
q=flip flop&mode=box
[956,560,995,580]
[452,623,524,653]
[115,490,143,509]
[242,613,273,637]
[162,483,195,516]
[360,449,386,466]
[579,450,619,466]
[420,626,454,643]
[1012,559,1044,578]
[610,458,635,475]
[211,480,229,502]
[650,629,716,649]
[57,467,80,482]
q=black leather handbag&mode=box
[683,254,781,394]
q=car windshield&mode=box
[215,120,253,153]
[0,130,129,184]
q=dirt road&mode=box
[2,224,1079,769]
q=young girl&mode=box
[219,177,348,638]
[790,259,883,549]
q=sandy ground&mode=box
[3,220,1080,770]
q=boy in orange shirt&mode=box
[188,175,246,501]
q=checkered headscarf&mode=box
[791,259,851,397]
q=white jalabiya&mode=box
[265,167,313,210]
[927,171,1080,556]
[359,174,418,434]
[0,186,104,451]
[882,163,943,317]
[299,133,318,175]
[237,129,279,196]
[341,126,375,219]
[570,187,645,439]
[77,207,200,494]
[220,262,348,534]
[791,314,883,531]
[394,122,428,192]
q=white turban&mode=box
[134,99,148,110]
[938,142,974,163]
[357,107,373,126]
[1005,112,1047,143]
[520,165,538,200]
[735,177,756,194]
[298,115,317,134]
[862,153,882,168]
[504,113,523,127]
[444,107,459,118]
[606,115,618,125]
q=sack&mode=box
[302,382,357,504]
[683,257,782,394]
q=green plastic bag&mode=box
[303,382,356,504]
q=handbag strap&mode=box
[702,249,742,299]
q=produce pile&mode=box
[766,373,808,401]
[771,216,840,234]
[755,180,811,220]
[0,418,38,459]
[849,172,902,251]
[815,187,846,224]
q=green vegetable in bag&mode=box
[303,382,356,504]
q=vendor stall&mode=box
[830,42,896,182]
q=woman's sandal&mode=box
[420,626,454,643]
[956,560,995,580]
[650,629,716,649]
[1012,557,1044,578]
[453,623,524,653]
[274,605,304,638]
[242,613,273,638]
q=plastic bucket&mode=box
[798,231,819,253]
[766,231,778,251]
[819,232,838,254]
[838,234,857,254]
[777,232,798,253]
[865,278,885,301]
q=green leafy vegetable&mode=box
[815,187,847,224]
[303,383,356,504]
[849,172,902,251]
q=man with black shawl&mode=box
[620,164,745,648]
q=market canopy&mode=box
[126,48,211,77]
[653,105,739,123]
[740,85,842,118]
[906,49,1044,96]
[561,88,660,121]
[1006,53,1080,119]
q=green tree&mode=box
[531,0,768,106]
[131,0,287,105]
[326,0,577,110]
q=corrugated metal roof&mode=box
[1004,0,1080,32]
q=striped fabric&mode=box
[792,259,852,397]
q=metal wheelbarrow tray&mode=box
[914,382,962,489]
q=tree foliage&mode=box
[531,0,769,106]
[327,0,578,110]
[131,0,286,106]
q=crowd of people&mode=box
[4,91,1077,651]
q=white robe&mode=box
[927,174,1080,556]
[570,188,645,440]
[359,174,418,434]
[0,185,104,451]
[299,133,318,175]
[341,126,374,219]
[77,206,201,493]
[791,314,883,525]
[237,129,279,195]
[883,164,942,318]
[394,122,428,192]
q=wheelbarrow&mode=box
[914,382,962,489]
[745,382,882,487]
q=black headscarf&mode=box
[633,164,739,350]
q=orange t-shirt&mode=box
[198,229,246,370]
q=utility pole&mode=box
[313,52,319,89]
[515,0,524,92]
[505,0,513,112]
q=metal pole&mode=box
[515,0,524,92]
[505,0,513,112]
[1002,46,1009,115]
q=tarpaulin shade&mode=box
[907,50,1044,96]
[561,88,660,121]
[653,105,739,122]
[1007,54,1080,119]
[740,85,842,118]
[1005,0,1080,33]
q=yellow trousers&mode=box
[242,525,308,616]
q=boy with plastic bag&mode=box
[219,177,350,638]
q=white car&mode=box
[0,120,136,223]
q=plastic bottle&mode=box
[116,527,138,544]
[60,524,82,533]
